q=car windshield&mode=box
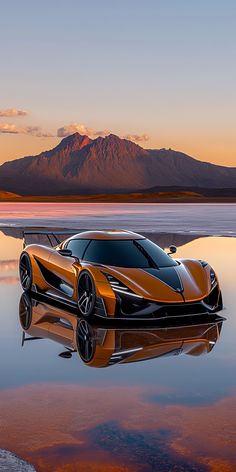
[81,238,177,268]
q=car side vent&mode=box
[103,272,143,299]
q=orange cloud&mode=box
[57,123,150,143]
[0,108,28,117]
[123,133,150,143]
[0,123,53,137]
[0,117,150,144]
[57,123,110,138]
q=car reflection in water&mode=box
[19,293,224,368]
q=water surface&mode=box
[0,202,235,236]
[0,230,235,471]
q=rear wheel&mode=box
[19,253,32,291]
[77,319,96,363]
[77,271,96,317]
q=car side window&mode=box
[66,239,90,259]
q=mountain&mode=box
[0,133,235,195]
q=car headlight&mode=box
[199,261,217,289]
[103,273,143,299]
[210,268,216,288]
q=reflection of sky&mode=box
[1,384,236,472]
[0,231,22,260]
[0,232,236,471]
[0,259,19,284]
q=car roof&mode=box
[68,230,145,240]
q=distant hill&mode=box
[0,190,20,199]
[0,133,235,195]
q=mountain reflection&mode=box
[1,227,203,249]
[19,293,223,368]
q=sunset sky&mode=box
[0,0,235,166]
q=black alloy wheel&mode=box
[19,292,32,330]
[77,319,96,363]
[19,253,32,291]
[77,271,96,317]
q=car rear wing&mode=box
[23,230,79,248]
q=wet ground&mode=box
[0,226,236,471]
[0,202,236,236]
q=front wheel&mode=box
[19,253,32,291]
[77,319,96,363]
[19,292,32,330]
[77,271,96,317]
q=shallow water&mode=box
[0,230,235,471]
[0,202,236,236]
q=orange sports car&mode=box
[19,293,224,367]
[19,230,223,319]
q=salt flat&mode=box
[0,202,235,236]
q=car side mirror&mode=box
[168,245,177,255]
[58,248,73,257]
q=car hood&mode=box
[103,259,211,303]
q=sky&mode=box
[0,0,235,166]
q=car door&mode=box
[48,239,90,297]
[48,250,78,296]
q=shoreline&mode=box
[1,196,236,203]
[1,189,236,205]
[1,226,236,240]
[0,203,235,237]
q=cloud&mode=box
[0,123,53,137]
[26,126,54,138]
[0,123,24,134]
[0,117,150,143]
[57,123,150,143]
[57,123,111,139]
[123,133,150,143]
[0,108,28,117]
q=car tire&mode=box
[19,292,32,330]
[19,252,32,292]
[76,319,96,363]
[77,270,96,317]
